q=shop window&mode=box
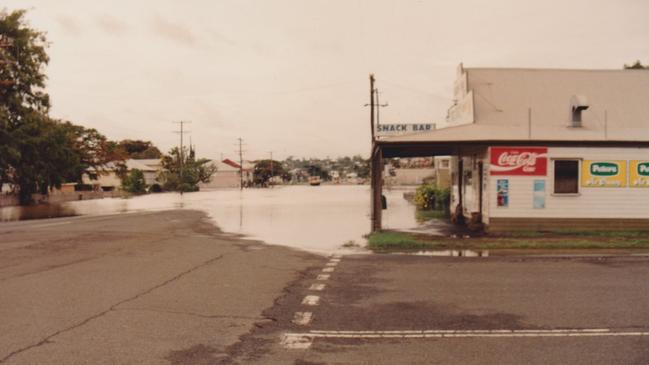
[554,160,579,194]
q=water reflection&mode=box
[0,204,78,221]
[411,250,489,257]
[0,185,422,254]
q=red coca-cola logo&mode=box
[490,147,547,176]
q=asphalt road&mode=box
[3,211,649,364]
[0,210,321,365]
[227,254,649,364]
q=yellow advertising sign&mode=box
[629,161,649,188]
[581,160,627,187]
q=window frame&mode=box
[551,158,582,196]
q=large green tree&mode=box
[1,9,49,191]
[1,10,120,203]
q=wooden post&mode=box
[371,144,383,232]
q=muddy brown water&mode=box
[0,185,427,254]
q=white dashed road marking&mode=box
[309,283,326,291]
[281,334,314,349]
[316,274,330,281]
[281,328,649,348]
[292,312,313,325]
[330,258,341,263]
[325,262,338,267]
[322,267,335,273]
[302,295,320,306]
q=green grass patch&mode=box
[368,231,440,250]
[415,209,448,222]
[367,231,649,252]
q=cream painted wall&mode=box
[487,147,649,219]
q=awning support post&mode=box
[371,144,383,232]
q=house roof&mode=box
[379,67,649,145]
[221,158,254,171]
[125,159,158,172]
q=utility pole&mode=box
[238,138,244,190]
[270,151,274,179]
[374,88,389,127]
[173,121,191,194]
[369,74,375,141]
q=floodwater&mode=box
[0,185,424,254]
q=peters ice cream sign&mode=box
[581,161,627,187]
[490,147,548,176]
[630,161,649,187]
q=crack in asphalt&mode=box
[113,307,272,321]
[0,254,225,364]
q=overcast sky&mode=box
[4,0,649,160]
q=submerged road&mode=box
[1,211,649,364]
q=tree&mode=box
[253,159,287,186]
[0,9,50,123]
[10,114,79,203]
[624,60,648,70]
[158,147,216,192]
[58,121,126,182]
[1,9,50,193]
[122,169,146,194]
[116,139,162,159]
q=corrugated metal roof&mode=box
[380,67,649,144]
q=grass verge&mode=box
[367,230,649,251]
[415,209,448,222]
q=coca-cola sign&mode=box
[490,147,548,176]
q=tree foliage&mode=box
[414,183,450,211]
[122,169,146,194]
[253,159,287,185]
[158,147,216,192]
[116,139,162,159]
[0,9,50,122]
[624,60,648,70]
[1,10,119,203]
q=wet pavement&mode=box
[0,210,322,365]
[224,254,649,364]
[0,185,422,254]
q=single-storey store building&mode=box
[372,65,649,232]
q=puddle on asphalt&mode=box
[0,185,425,254]
[411,250,490,257]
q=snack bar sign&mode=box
[490,147,548,176]
[581,161,627,187]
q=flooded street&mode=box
[0,185,421,254]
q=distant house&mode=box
[83,159,162,191]
[199,158,254,189]
[83,162,123,191]
[125,159,160,186]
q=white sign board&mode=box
[376,123,435,136]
